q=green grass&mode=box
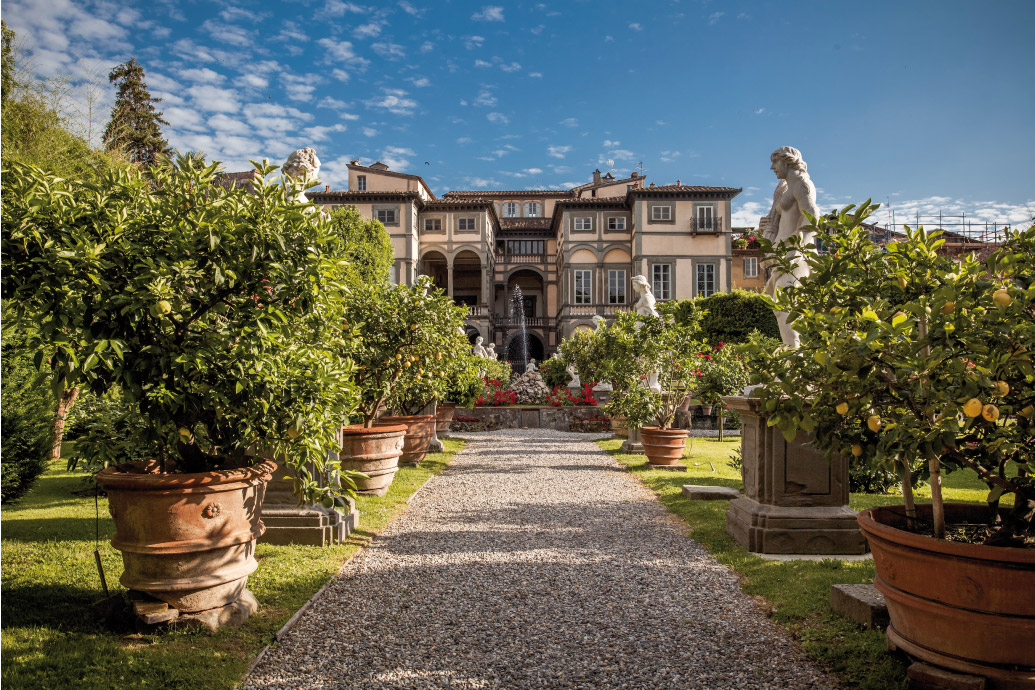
[597,436,1001,690]
[1,438,466,690]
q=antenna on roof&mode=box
[637,161,645,177]
[606,159,616,176]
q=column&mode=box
[447,261,454,298]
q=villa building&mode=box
[307,161,741,362]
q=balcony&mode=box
[690,217,724,235]
[466,304,490,318]
[561,303,631,318]
[494,253,548,265]
[492,315,548,329]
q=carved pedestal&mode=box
[723,396,866,555]
[620,426,643,454]
[260,462,357,547]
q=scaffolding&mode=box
[878,209,1021,246]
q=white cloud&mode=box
[324,0,367,16]
[474,59,492,68]
[318,37,357,61]
[660,150,681,163]
[419,41,434,53]
[307,123,348,141]
[318,96,351,109]
[408,76,431,87]
[708,12,725,25]
[456,137,472,144]
[525,168,543,174]
[603,139,620,147]
[363,127,378,137]
[381,145,415,170]
[148,73,185,93]
[236,74,269,90]
[365,88,417,115]
[486,112,509,124]
[331,69,351,83]
[528,72,543,78]
[201,20,252,47]
[399,1,422,16]
[464,35,485,50]
[732,201,768,227]
[373,42,406,59]
[468,177,501,188]
[500,61,522,72]
[220,6,264,22]
[207,113,252,136]
[282,73,316,102]
[629,23,643,31]
[353,22,383,39]
[472,6,504,21]
[530,24,545,35]
[547,145,572,159]
[753,107,766,115]
[180,67,225,84]
[163,106,206,131]
[318,155,357,189]
[276,21,309,44]
[561,117,578,127]
[473,88,497,107]
[187,85,241,113]
[607,149,635,161]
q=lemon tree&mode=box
[745,201,1034,545]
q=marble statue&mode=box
[472,335,488,358]
[485,343,498,360]
[566,361,581,388]
[631,275,661,393]
[763,146,820,348]
[282,147,321,206]
[526,358,538,372]
[591,314,606,330]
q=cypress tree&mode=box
[102,58,169,167]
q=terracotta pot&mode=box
[677,394,693,412]
[95,460,275,612]
[435,403,457,434]
[859,504,1035,685]
[379,414,435,466]
[700,405,714,416]
[611,414,629,439]
[640,426,688,465]
[339,424,405,496]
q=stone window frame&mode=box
[573,269,593,305]
[651,262,672,300]
[606,216,627,232]
[374,205,399,226]
[743,256,758,278]
[456,216,478,232]
[572,216,594,232]
[607,269,627,304]
[696,262,717,297]
[423,217,443,232]
[648,203,675,224]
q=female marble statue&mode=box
[763,146,820,348]
[630,275,661,393]
[472,335,488,358]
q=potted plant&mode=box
[745,201,1034,683]
[2,158,359,619]
[697,339,755,440]
[600,309,705,466]
[382,280,472,465]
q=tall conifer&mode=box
[102,58,169,167]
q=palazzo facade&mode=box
[308,161,741,362]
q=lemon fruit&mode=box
[836,402,849,415]
[940,301,956,315]
[993,289,1012,308]
[287,426,300,439]
[156,300,172,315]
[982,404,1000,422]
[867,415,882,432]
[995,381,1010,396]
[963,398,983,417]
[851,444,863,457]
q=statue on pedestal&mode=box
[526,358,538,372]
[282,147,321,206]
[631,275,662,393]
[472,336,488,358]
[763,146,820,348]
[485,343,498,360]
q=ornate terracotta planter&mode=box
[95,460,275,613]
[640,426,688,465]
[378,414,435,466]
[858,503,1035,686]
[435,403,457,434]
[339,424,405,496]
[611,414,629,438]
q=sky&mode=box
[4,0,1034,231]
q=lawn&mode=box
[1,438,466,690]
[597,436,1002,690]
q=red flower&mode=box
[704,354,711,360]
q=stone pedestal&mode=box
[260,462,357,547]
[620,426,643,454]
[723,396,866,555]
[424,401,445,452]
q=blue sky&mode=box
[5,0,1034,230]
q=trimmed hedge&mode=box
[669,290,780,345]
[1,326,53,503]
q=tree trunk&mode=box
[51,387,80,461]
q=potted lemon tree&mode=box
[2,157,359,622]
[746,201,1034,684]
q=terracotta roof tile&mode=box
[631,185,742,193]
[444,190,574,198]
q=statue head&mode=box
[282,147,321,183]
[770,146,806,179]
[631,274,650,295]
[475,335,483,345]
[591,315,606,329]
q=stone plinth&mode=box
[830,584,889,629]
[260,462,357,547]
[620,426,643,454]
[723,396,867,555]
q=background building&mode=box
[308,162,741,362]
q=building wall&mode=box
[731,248,765,292]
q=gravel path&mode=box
[243,429,837,690]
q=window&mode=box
[457,217,476,231]
[743,256,758,278]
[651,205,673,222]
[573,270,593,305]
[423,218,442,232]
[524,201,541,217]
[608,269,627,304]
[651,264,672,300]
[506,239,544,255]
[696,263,716,297]
[375,208,397,225]
[356,175,367,191]
[697,205,716,231]
[573,217,593,231]
[607,217,627,231]
[503,201,520,217]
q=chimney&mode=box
[676,179,681,186]
[630,172,638,178]
[592,169,602,184]
[349,160,360,165]
[325,185,330,192]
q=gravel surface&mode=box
[243,429,838,690]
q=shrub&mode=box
[545,383,597,407]
[0,325,53,503]
[537,355,571,388]
[476,378,515,406]
[669,290,780,345]
[328,206,394,289]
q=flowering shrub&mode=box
[476,378,516,406]
[545,383,597,407]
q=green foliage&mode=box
[537,355,571,388]
[102,59,169,167]
[669,290,780,345]
[327,205,394,288]
[2,20,16,103]
[64,387,153,468]
[745,200,1035,543]
[0,324,53,503]
[479,357,513,386]
[2,157,359,509]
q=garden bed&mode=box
[454,405,605,432]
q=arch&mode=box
[503,264,546,282]
[506,330,545,373]
[419,249,448,263]
[465,327,483,345]
[451,247,484,262]
[569,248,598,264]
[602,247,632,263]
[419,250,449,292]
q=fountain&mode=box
[510,286,529,373]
